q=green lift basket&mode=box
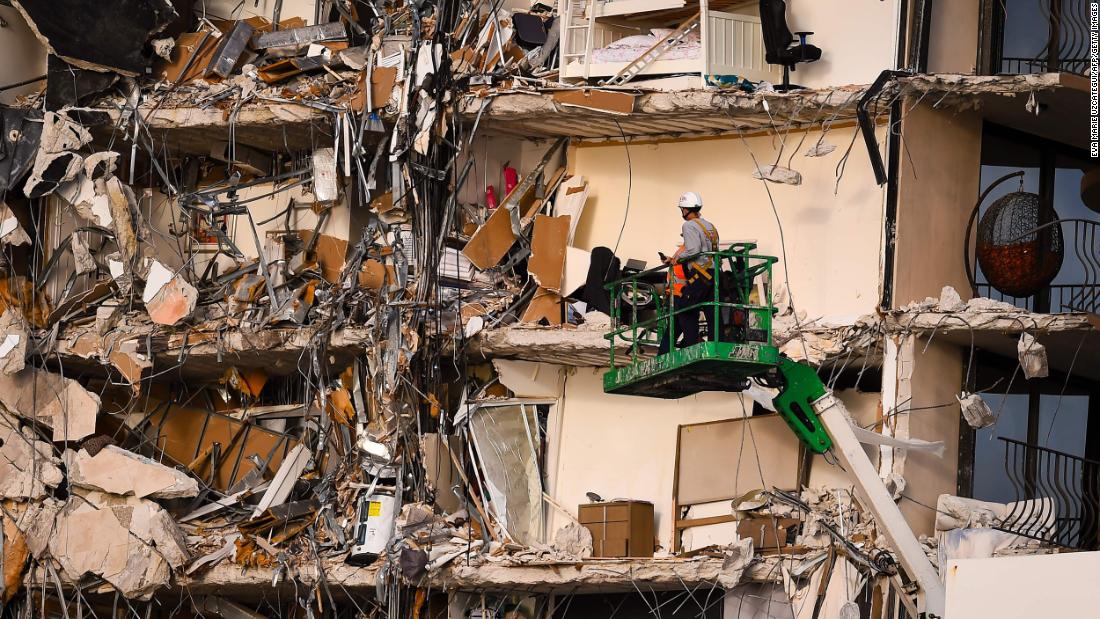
[601,243,833,453]
[602,244,781,399]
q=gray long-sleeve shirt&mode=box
[676,217,719,269]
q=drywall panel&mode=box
[893,102,982,306]
[927,0,979,74]
[570,125,885,321]
[677,415,801,505]
[946,551,1100,617]
[0,6,46,105]
[902,338,962,536]
[783,0,901,89]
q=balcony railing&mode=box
[995,437,1100,550]
[984,0,1090,76]
[972,219,1100,314]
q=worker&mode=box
[659,191,720,355]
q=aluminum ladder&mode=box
[601,11,700,86]
[562,0,598,79]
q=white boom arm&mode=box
[813,393,946,618]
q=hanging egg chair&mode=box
[974,185,1063,298]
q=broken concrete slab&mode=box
[0,366,100,442]
[0,215,31,247]
[0,413,63,499]
[0,311,27,376]
[9,498,63,559]
[64,445,199,500]
[50,490,190,599]
[13,0,179,76]
[143,261,197,325]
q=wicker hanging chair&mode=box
[975,190,1063,298]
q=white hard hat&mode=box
[677,191,703,210]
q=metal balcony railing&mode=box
[995,437,1100,550]
[991,0,1090,76]
[973,219,1100,314]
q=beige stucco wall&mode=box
[196,0,318,22]
[547,367,883,550]
[783,0,901,89]
[900,338,962,536]
[0,5,46,105]
[570,125,886,322]
[892,101,982,306]
[926,0,979,74]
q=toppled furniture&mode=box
[759,0,821,90]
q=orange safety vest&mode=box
[668,220,719,297]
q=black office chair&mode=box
[759,0,821,91]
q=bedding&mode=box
[589,28,700,64]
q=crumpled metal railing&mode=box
[975,218,1100,314]
[995,437,1100,550]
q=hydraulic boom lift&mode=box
[603,244,946,618]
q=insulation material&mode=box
[849,422,945,456]
[528,214,570,293]
[1017,332,1048,379]
[469,404,544,545]
[312,148,339,204]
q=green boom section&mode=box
[770,357,832,454]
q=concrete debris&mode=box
[1017,332,1049,379]
[0,0,1079,612]
[0,311,27,375]
[551,521,593,559]
[0,366,100,442]
[752,164,802,185]
[50,490,189,599]
[0,216,31,247]
[143,261,197,325]
[957,392,995,430]
[64,445,199,499]
[0,413,63,499]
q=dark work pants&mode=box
[659,273,714,355]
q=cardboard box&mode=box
[578,501,654,558]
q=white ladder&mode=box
[562,0,598,79]
[601,11,700,86]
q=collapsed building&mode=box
[0,0,1094,616]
